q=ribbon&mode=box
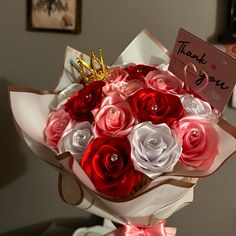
[106,220,176,236]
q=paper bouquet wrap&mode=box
[9,30,236,235]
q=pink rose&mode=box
[44,109,71,148]
[105,67,128,83]
[119,79,146,98]
[145,70,185,95]
[92,95,136,137]
[102,81,126,97]
[103,79,145,98]
[176,116,220,170]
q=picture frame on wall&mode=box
[27,0,81,34]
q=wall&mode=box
[0,0,236,235]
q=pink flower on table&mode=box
[176,116,220,170]
[92,95,136,137]
[145,70,185,95]
[44,109,71,148]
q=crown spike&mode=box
[76,49,108,84]
[89,51,96,71]
[99,49,104,64]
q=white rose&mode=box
[49,83,83,110]
[180,94,217,121]
[128,122,181,178]
[58,121,93,161]
[57,83,83,109]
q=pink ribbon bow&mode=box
[106,220,176,236]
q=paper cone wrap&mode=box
[9,30,236,226]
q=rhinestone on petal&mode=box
[148,138,159,146]
[120,85,127,91]
[188,101,197,109]
[151,104,158,111]
[109,107,116,113]
[77,130,86,139]
[85,94,92,99]
[110,154,119,162]
[192,130,199,137]
[59,121,66,127]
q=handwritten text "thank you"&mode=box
[177,41,208,65]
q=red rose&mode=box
[128,88,184,126]
[124,64,158,82]
[65,81,105,122]
[80,137,143,198]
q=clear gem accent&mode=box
[85,94,92,99]
[188,101,197,109]
[120,85,127,90]
[192,130,199,137]
[110,107,116,113]
[59,121,66,127]
[77,130,85,139]
[148,138,159,146]
[151,104,158,111]
[110,154,118,162]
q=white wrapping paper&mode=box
[9,30,236,226]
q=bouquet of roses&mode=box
[9,30,236,235]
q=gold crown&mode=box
[76,49,108,84]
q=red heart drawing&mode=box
[211,64,217,70]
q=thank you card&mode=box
[169,28,236,112]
